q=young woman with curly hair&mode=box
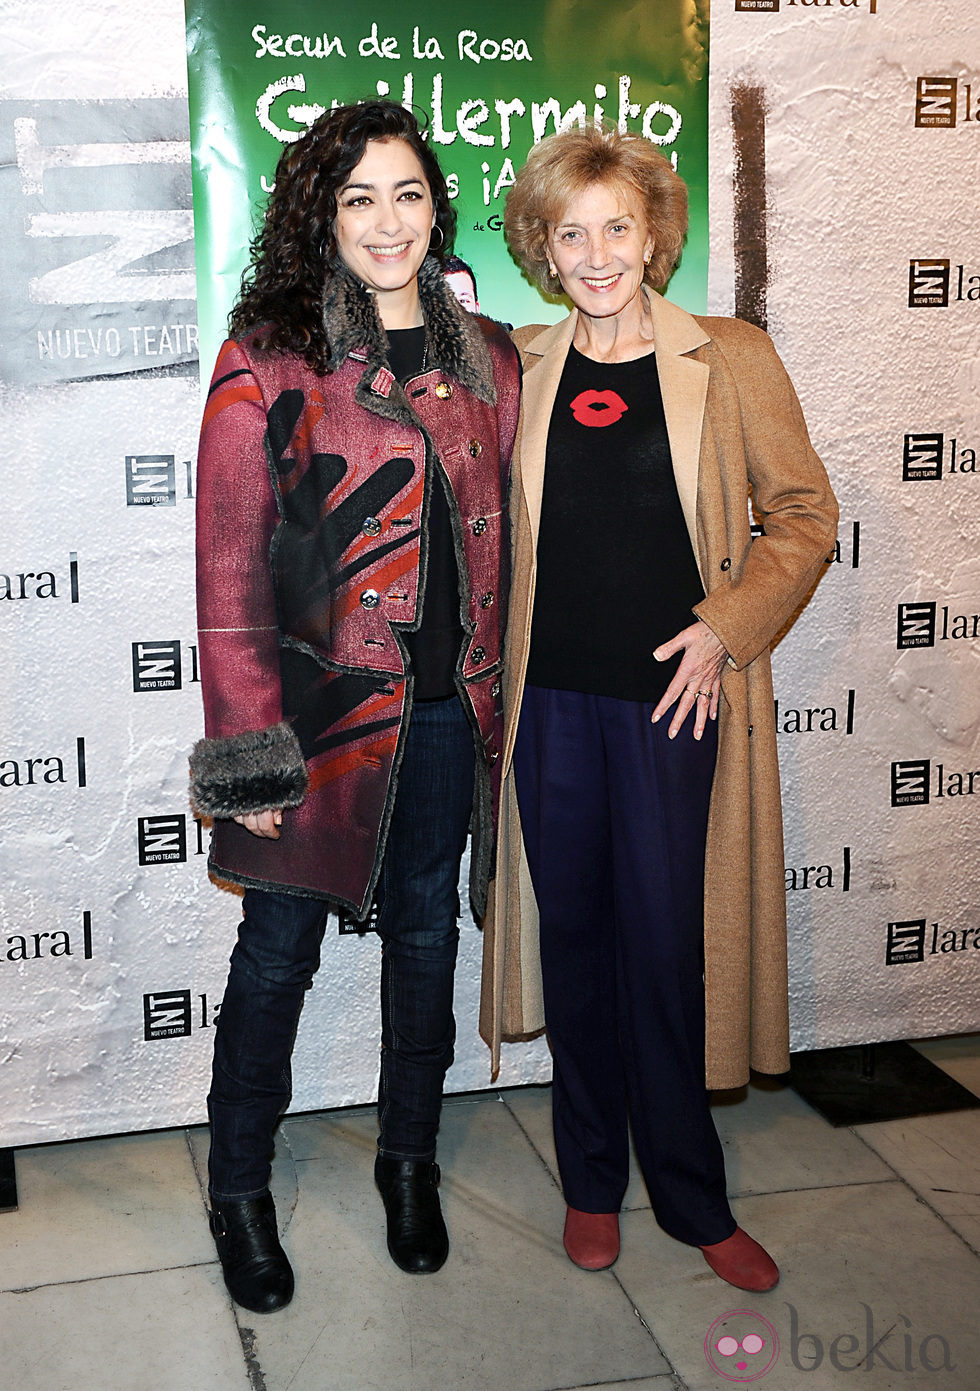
[191,100,520,1312]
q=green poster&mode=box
[185,0,709,380]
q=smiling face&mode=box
[546,180,653,324]
[334,137,435,327]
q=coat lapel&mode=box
[646,291,711,583]
[515,314,576,548]
[322,256,499,430]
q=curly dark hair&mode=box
[229,101,457,372]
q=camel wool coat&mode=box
[479,289,838,1090]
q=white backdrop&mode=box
[2,0,978,1148]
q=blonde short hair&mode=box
[504,126,688,293]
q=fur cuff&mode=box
[189,722,308,818]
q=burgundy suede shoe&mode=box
[563,1206,621,1270]
[700,1226,779,1291]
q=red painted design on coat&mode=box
[330,685,404,735]
[332,550,419,623]
[202,378,263,428]
[342,470,423,565]
[307,734,399,790]
[288,394,327,458]
[569,388,629,427]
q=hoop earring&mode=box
[429,225,444,250]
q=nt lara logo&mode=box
[138,814,186,864]
[897,600,979,648]
[908,259,949,307]
[902,432,977,481]
[915,75,980,129]
[6,98,196,390]
[735,0,879,12]
[125,454,194,506]
[133,640,180,690]
[887,917,980,966]
[143,989,220,1040]
[890,759,930,806]
[897,601,936,647]
[891,758,980,806]
[915,76,957,127]
[908,258,980,307]
[137,813,210,864]
[131,639,201,691]
[143,990,191,1039]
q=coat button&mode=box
[434,381,453,400]
[487,750,499,765]
[748,725,754,736]
[468,439,482,458]
[472,517,487,535]
[720,557,732,571]
[362,516,382,537]
[359,589,380,609]
[471,645,486,664]
[480,591,494,608]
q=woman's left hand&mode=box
[651,620,728,740]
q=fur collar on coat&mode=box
[320,255,498,427]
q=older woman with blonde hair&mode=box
[481,126,837,1291]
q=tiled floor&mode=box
[3,1036,979,1390]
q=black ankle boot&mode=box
[374,1155,449,1274]
[209,1192,295,1313]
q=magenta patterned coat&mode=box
[190,259,521,918]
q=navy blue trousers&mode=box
[207,694,475,1202]
[513,686,735,1247]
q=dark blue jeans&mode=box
[207,695,476,1203]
